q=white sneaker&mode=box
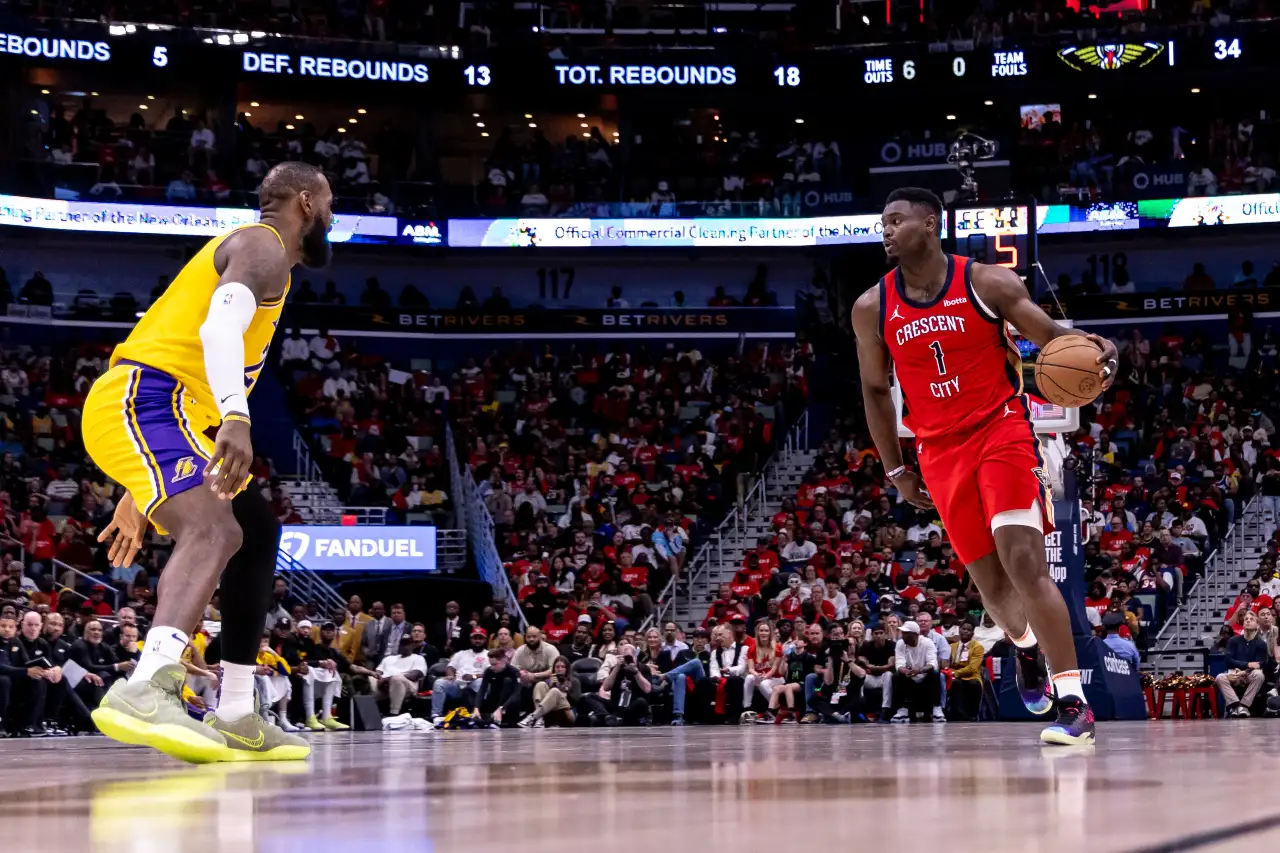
[890,709,910,724]
[533,718,545,728]
[931,708,948,723]
[279,717,301,733]
[518,715,538,729]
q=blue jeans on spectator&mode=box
[667,659,705,716]
[431,679,481,718]
[804,672,821,704]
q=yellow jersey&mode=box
[110,223,290,426]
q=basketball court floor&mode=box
[0,723,1268,853]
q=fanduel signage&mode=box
[279,526,437,572]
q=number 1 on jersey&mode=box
[929,340,946,375]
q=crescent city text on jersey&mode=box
[893,314,967,346]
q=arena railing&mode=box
[646,407,808,631]
[51,559,120,608]
[273,547,345,613]
[291,430,325,483]
[1,535,27,567]
[446,423,528,631]
[1152,496,1259,655]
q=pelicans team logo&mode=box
[1057,42,1164,72]
[172,456,197,483]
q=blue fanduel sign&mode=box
[278,526,437,572]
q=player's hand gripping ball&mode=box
[1033,335,1117,408]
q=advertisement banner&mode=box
[445,216,885,248]
[0,193,398,242]
[1128,165,1188,199]
[1159,192,1280,228]
[289,305,796,338]
[279,526,437,573]
[1049,288,1275,321]
[1048,498,1091,637]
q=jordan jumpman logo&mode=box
[890,306,904,321]
[1003,403,1016,417]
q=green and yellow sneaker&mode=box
[91,664,228,764]
[303,715,326,732]
[320,716,349,731]
[204,711,311,762]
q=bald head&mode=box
[259,161,327,207]
[258,161,333,269]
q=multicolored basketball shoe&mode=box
[1015,646,1054,716]
[1040,696,1096,745]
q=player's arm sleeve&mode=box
[199,282,256,419]
[851,287,904,470]
[204,226,289,420]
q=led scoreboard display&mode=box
[946,206,1033,280]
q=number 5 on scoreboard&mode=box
[929,341,946,375]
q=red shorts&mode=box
[916,395,1054,565]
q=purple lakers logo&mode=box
[172,456,197,483]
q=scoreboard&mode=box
[0,23,1265,96]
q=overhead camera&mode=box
[948,133,999,201]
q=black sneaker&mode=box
[1015,646,1053,716]
[670,715,685,726]
[1040,696,1096,745]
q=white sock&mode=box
[1012,626,1038,649]
[131,626,190,683]
[218,662,257,721]
[1051,670,1086,703]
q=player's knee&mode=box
[184,514,243,562]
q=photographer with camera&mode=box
[581,642,652,726]
[808,623,866,723]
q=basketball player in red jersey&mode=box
[853,188,1118,745]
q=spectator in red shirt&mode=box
[613,460,642,491]
[543,609,574,643]
[1099,516,1134,556]
[777,575,807,620]
[87,586,115,617]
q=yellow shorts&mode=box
[82,361,219,521]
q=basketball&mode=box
[1034,336,1105,408]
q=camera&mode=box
[623,655,635,665]
[948,133,998,202]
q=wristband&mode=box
[886,465,907,481]
[222,413,252,426]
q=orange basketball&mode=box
[1033,336,1105,408]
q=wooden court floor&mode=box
[0,722,1273,853]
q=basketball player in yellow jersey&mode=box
[81,162,332,763]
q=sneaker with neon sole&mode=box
[91,664,228,764]
[204,711,311,762]
[1015,646,1054,716]
[320,717,349,731]
[1040,696,1096,745]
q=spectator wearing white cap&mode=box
[431,627,491,723]
[889,620,943,724]
[915,612,950,721]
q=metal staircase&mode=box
[656,412,815,633]
[1149,498,1265,675]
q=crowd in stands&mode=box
[28,99,414,215]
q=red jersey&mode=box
[880,255,1022,439]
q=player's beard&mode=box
[300,215,332,268]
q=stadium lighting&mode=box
[946,114,956,120]
[139,104,148,110]
[348,118,357,124]
[477,122,485,128]
[481,132,490,137]
[577,113,585,118]
[1191,87,1201,93]
[147,94,156,100]
[243,112,251,117]
[357,108,367,114]
[286,124,295,130]
[40,88,49,95]
[983,100,993,106]
[295,114,304,120]
[1087,93,1097,99]
[580,122,588,128]
[524,113,533,119]
[338,127,347,133]
[794,118,804,124]
[528,122,537,128]
[250,101,260,107]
